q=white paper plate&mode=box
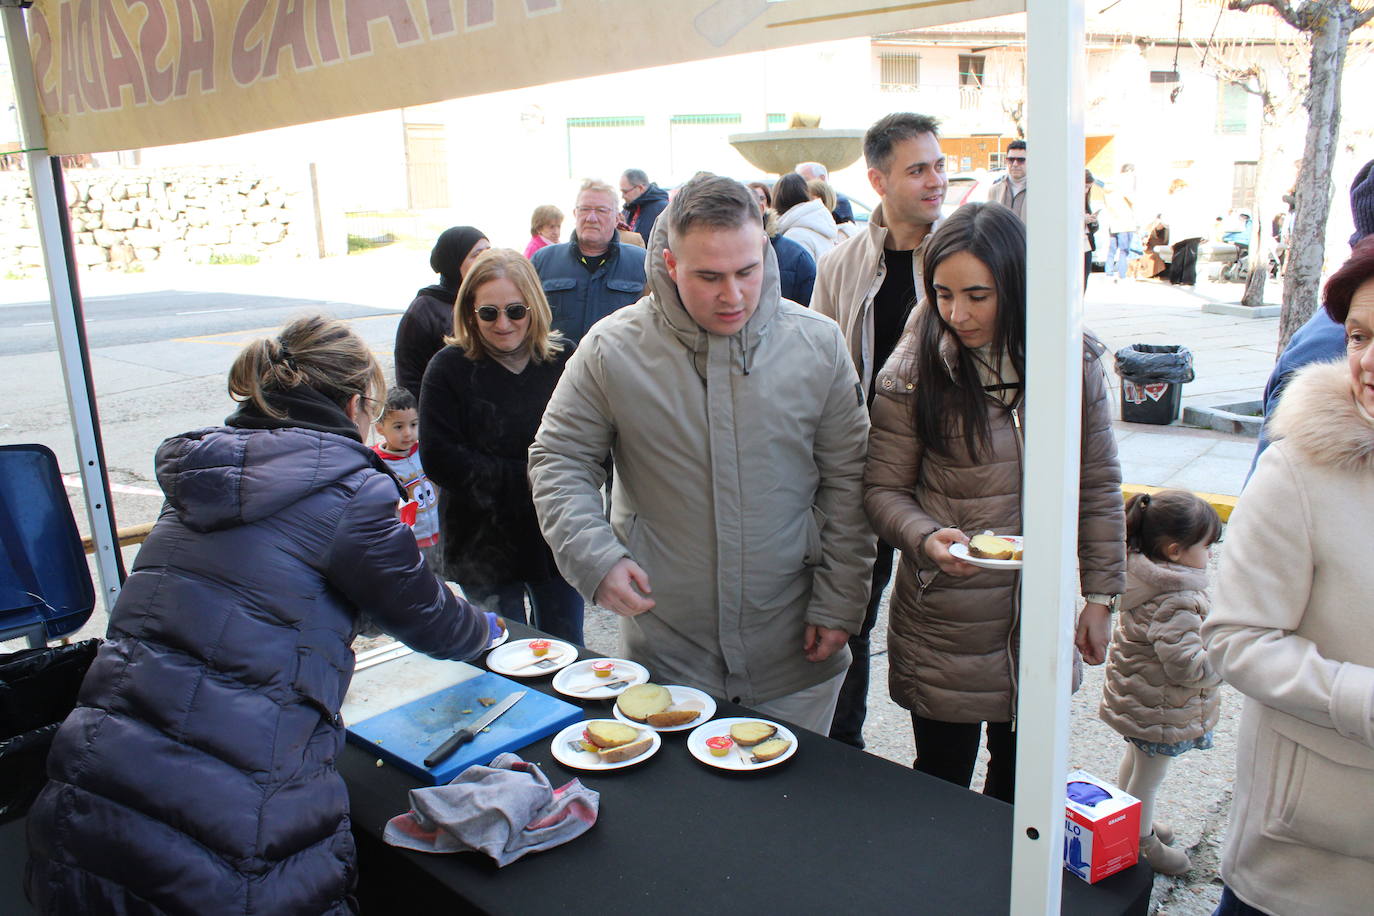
[486,638,577,677]
[686,717,798,772]
[949,535,1024,570]
[551,658,650,699]
[612,685,717,732]
[549,719,661,771]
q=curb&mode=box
[1122,483,1238,523]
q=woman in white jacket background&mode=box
[773,172,839,264]
[1202,236,1374,916]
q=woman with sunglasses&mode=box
[419,248,585,643]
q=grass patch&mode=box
[348,233,396,253]
[209,252,260,266]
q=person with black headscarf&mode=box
[394,226,490,397]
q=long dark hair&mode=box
[908,202,1026,460]
[773,173,810,216]
[1124,490,1221,564]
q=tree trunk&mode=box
[1277,5,1354,351]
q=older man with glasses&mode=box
[532,179,648,345]
[619,168,670,247]
[988,139,1027,222]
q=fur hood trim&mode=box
[1123,550,1208,613]
[1270,360,1374,473]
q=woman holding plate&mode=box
[863,202,1125,803]
[420,248,584,644]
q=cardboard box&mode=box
[1063,769,1141,884]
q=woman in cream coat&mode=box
[1203,237,1374,916]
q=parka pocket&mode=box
[1262,730,1374,862]
[802,506,826,567]
[606,278,644,296]
[541,278,577,295]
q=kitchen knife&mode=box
[423,690,525,768]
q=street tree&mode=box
[1228,0,1374,350]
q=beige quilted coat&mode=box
[864,312,1126,723]
[1099,551,1221,744]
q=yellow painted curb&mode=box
[1122,484,1238,523]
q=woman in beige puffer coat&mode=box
[864,203,1126,804]
[1099,489,1222,875]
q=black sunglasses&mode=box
[476,304,529,322]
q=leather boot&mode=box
[1139,832,1190,875]
[1153,822,1175,846]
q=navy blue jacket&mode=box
[622,183,670,246]
[531,240,647,344]
[1248,308,1346,480]
[770,233,817,307]
[26,425,489,914]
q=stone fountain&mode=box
[728,115,864,175]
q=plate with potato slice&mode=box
[612,683,716,732]
[949,533,1024,570]
[686,717,797,771]
[550,718,662,771]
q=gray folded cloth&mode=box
[384,752,599,865]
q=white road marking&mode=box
[175,307,244,316]
[63,475,162,497]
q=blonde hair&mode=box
[228,314,386,419]
[530,204,563,237]
[806,178,836,212]
[445,249,565,363]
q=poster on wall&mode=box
[24,0,1023,155]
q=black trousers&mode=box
[911,715,1018,804]
[829,539,895,748]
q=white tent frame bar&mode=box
[3,2,125,611]
[3,0,1094,910]
[1015,0,1086,912]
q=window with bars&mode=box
[767,113,786,129]
[879,52,920,92]
[566,116,646,129]
[669,114,743,126]
[1216,82,1249,134]
[958,54,985,89]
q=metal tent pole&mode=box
[3,2,126,613]
[1012,0,1086,912]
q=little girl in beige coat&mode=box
[1099,490,1222,875]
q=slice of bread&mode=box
[968,534,1017,560]
[584,720,640,748]
[598,733,653,763]
[645,707,701,728]
[615,683,672,722]
[751,737,791,762]
[729,721,778,747]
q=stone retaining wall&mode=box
[0,167,311,277]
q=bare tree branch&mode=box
[1228,0,1302,30]
[1356,8,1373,29]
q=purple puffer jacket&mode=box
[26,425,489,914]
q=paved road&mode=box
[0,290,390,357]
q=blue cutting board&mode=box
[343,656,583,785]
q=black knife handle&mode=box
[424,728,474,767]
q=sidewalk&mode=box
[1086,273,1279,497]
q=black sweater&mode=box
[419,344,573,587]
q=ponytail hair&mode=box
[228,314,386,420]
[1124,489,1221,564]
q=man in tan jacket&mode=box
[810,111,947,747]
[530,175,873,732]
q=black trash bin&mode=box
[0,639,100,821]
[1114,344,1194,425]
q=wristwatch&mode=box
[1084,593,1122,613]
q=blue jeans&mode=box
[1108,231,1134,279]
[462,576,585,645]
[1211,886,1266,916]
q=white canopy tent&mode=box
[2,1,1089,910]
